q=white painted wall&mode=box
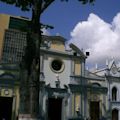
[43,54,71,88]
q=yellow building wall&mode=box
[71,94,81,116]
[51,40,65,52]
[72,94,75,116]
[74,60,81,75]
[1,88,13,97]
[15,86,20,117]
[0,14,10,60]
[75,94,80,112]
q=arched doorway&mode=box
[0,97,13,120]
[112,109,118,120]
[90,101,100,120]
[48,97,63,120]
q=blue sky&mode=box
[42,0,120,39]
[1,0,120,68]
[0,0,120,39]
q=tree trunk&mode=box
[28,0,41,118]
[19,0,42,118]
[20,0,55,118]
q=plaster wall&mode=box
[51,41,65,52]
[43,54,71,88]
[0,14,10,59]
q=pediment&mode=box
[109,61,118,75]
[0,73,15,79]
[85,70,105,80]
[69,43,86,58]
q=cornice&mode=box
[40,48,86,60]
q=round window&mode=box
[51,59,64,73]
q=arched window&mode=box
[112,87,117,101]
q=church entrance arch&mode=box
[47,97,63,120]
[112,109,118,120]
[90,101,100,120]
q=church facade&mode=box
[92,60,120,120]
[39,35,108,120]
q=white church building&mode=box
[39,35,108,120]
[92,59,120,120]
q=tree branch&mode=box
[41,0,55,14]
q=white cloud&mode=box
[69,13,120,68]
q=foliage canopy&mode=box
[0,0,95,12]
